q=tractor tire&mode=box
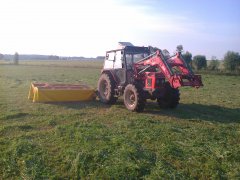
[123,84,146,112]
[97,73,117,104]
[157,83,180,109]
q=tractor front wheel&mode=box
[123,84,146,112]
[97,73,117,104]
[157,83,180,109]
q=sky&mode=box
[0,0,239,59]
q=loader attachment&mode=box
[135,50,203,89]
[165,51,203,88]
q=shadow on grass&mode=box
[144,102,240,124]
[0,112,29,120]
[47,100,240,124]
[45,100,110,110]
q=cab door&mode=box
[113,50,126,85]
[103,52,115,69]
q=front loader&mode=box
[97,45,203,112]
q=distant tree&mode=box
[96,56,105,60]
[193,55,207,70]
[13,52,19,65]
[0,53,4,60]
[208,60,220,70]
[48,55,59,60]
[182,51,192,65]
[176,45,183,52]
[223,51,240,71]
[211,56,217,61]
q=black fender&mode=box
[101,69,118,85]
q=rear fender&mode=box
[101,70,118,85]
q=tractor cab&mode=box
[123,46,150,70]
[103,46,150,70]
[103,46,150,85]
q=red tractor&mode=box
[97,45,203,112]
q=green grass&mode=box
[0,61,240,179]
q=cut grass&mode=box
[0,61,240,179]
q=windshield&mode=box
[125,52,149,69]
[133,53,149,62]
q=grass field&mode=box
[0,61,240,179]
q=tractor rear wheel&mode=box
[157,83,180,109]
[98,73,117,104]
[123,84,146,112]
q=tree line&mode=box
[182,51,240,73]
[1,49,239,74]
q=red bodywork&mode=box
[133,50,203,89]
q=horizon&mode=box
[0,0,240,60]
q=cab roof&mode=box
[106,46,150,54]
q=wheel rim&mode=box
[125,90,136,107]
[100,80,108,98]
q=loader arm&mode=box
[134,50,203,89]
